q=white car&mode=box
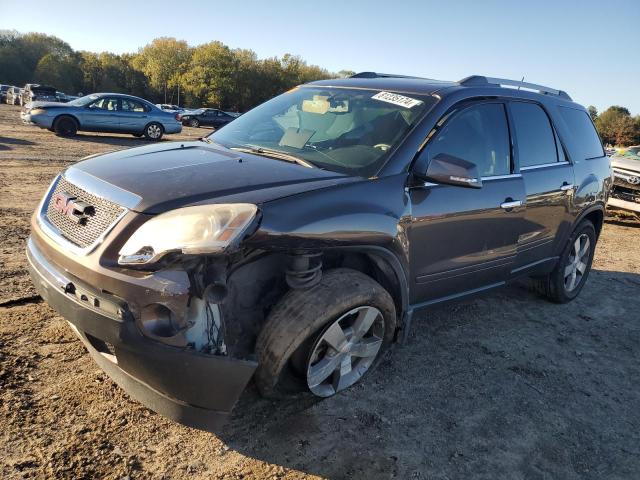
[609,147,640,215]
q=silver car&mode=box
[21,93,182,140]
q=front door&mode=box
[408,101,526,305]
[82,96,120,131]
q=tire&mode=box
[189,118,200,128]
[533,219,596,303]
[144,122,163,141]
[53,116,78,137]
[255,268,397,399]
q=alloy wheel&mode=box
[147,124,162,139]
[306,305,385,397]
[564,233,590,292]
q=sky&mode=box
[1,0,639,114]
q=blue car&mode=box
[21,93,182,140]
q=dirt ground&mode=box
[0,102,639,480]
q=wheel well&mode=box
[54,114,79,128]
[144,121,164,131]
[324,251,405,318]
[221,249,407,356]
[583,208,604,238]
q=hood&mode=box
[611,155,640,173]
[28,101,67,109]
[72,141,357,213]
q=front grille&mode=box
[45,177,125,248]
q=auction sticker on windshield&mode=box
[371,91,423,108]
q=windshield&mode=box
[209,86,435,176]
[67,94,100,107]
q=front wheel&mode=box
[255,268,397,399]
[189,118,200,128]
[533,219,596,303]
[144,122,163,141]
[53,116,78,137]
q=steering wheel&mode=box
[374,143,391,151]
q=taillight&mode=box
[175,113,181,121]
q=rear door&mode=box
[508,101,575,270]
[117,98,150,132]
[408,101,527,304]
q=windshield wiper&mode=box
[230,146,316,168]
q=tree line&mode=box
[588,105,640,147]
[1,30,639,145]
[0,31,352,112]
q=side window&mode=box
[510,102,558,167]
[426,103,511,177]
[559,107,604,160]
[122,99,146,112]
[90,97,119,110]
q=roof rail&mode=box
[350,72,424,79]
[458,75,572,100]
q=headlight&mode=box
[118,204,257,265]
[30,108,47,115]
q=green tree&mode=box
[132,37,191,102]
[595,106,640,146]
[587,105,598,122]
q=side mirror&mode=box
[420,153,482,189]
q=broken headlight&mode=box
[118,204,257,265]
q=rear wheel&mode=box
[533,220,596,303]
[255,268,396,399]
[53,116,78,137]
[189,118,200,128]
[144,122,163,141]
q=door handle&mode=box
[500,200,522,210]
[560,183,574,192]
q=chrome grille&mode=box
[45,176,125,248]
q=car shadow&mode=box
[215,269,640,479]
[66,133,161,147]
[0,135,35,150]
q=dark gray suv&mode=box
[27,73,612,431]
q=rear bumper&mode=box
[26,236,257,431]
[164,122,182,134]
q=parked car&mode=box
[156,103,184,112]
[5,86,22,105]
[21,84,58,105]
[55,91,77,103]
[0,85,9,103]
[608,146,640,216]
[27,73,611,432]
[179,108,236,128]
[21,92,182,140]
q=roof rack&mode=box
[458,75,572,100]
[350,72,425,80]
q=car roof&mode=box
[307,76,456,95]
[91,93,157,104]
[307,73,577,106]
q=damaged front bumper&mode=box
[609,170,640,213]
[26,236,257,432]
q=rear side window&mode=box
[427,103,511,177]
[510,102,559,168]
[559,107,604,159]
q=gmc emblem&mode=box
[52,192,95,225]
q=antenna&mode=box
[518,76,524,90]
